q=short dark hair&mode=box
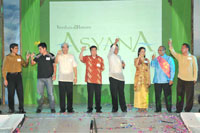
[90,45,97,51]
[110,44,119,48]
[10,43,18,52]
[182,43,190,51]
[138,47,146,57]
[38,42,47,49]
[160,46,166,51]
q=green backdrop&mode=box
[21,0,192,105]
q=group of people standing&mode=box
[1,38,198,114]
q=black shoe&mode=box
[96,110,102,113]
[0,110,2,114]
[122,110,127,112]
[199,109,200,112]
[68,110,75,113]
[36,109,42,113]
[51,109,56,113]
[18,109,26,114]
[87,110,92,113]
[60,110,65,113]
[8,109,15,113]
[154,110,161,113]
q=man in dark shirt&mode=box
[31,42,56,113]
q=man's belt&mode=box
[7,72,21,75]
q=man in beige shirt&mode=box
[168,40,198,113]
[54,43,77,113]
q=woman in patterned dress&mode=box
[134,47,151,112]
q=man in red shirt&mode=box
[80,46,104,113]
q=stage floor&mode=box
[1,104,200,132]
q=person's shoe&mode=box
[8,109,15,114]
[154,110,161,113]
[51,109,56,113]
[18,109,26,114]
[122,110,127,113]
[199,109,200,112]
[60,110,65,113]
[36,109,42,113]
[86,110,92,113]
[68,110,75,113]
[0,110,2,114]
[96,110,102,113]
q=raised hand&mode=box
[115,38,119,43]
[31,53,35,58]
[81,46,86,52]
[152,54,156,60]
[26,53,31,60]
[139,54,144,61]
[168,39,172,48]
[57,50,62,55]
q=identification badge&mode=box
[17,58,21,62]
[97,63,101,67]
[187,57,192,60]
[144,60,148,63]
[46,57,50,60]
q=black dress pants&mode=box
[109,77,127,112]
[7,73,24,111]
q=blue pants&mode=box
[37,77,55,110]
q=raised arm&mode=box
[79,46,86,62]
[31,53,37,66]
[134,58,140,68]
[21,53,30,67]
[150,54,157,67]
[55,50,62,65]
[168,39,180,59]
[108,38,119,57]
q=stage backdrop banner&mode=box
[49,0,162,85]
